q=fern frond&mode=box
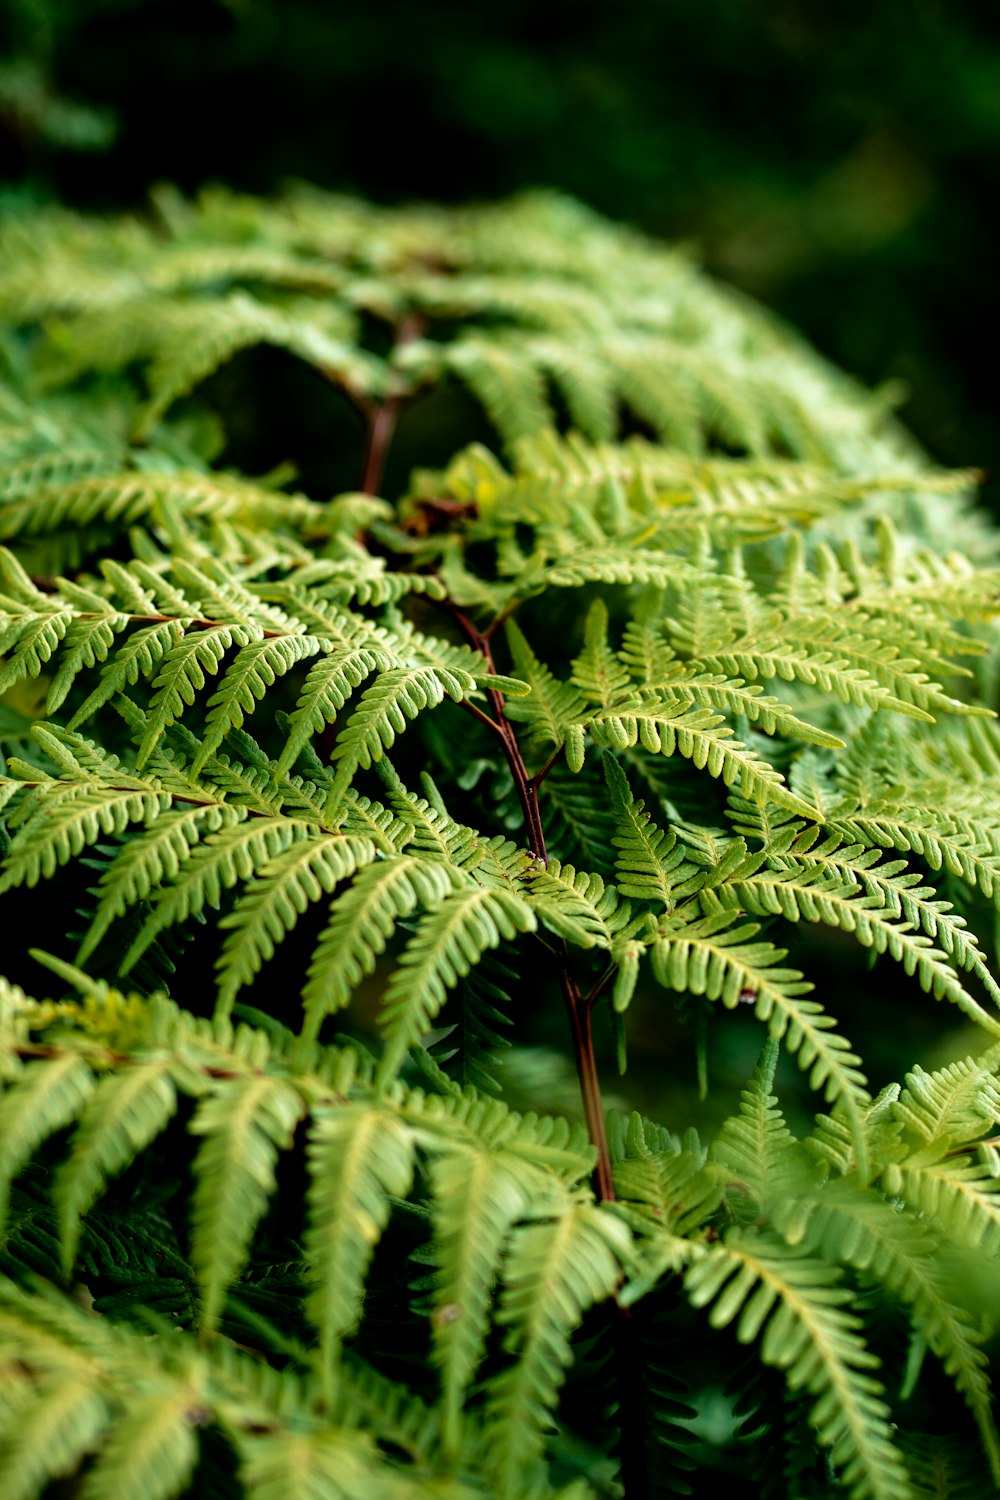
[484,1202,632,1498]
[191,634,326,775]
[53,1060,178,1273]
[613,1139,725,1237]
[0,779,168,893]
[136,623,257,766]
[684,1231,911,1500]
[787,1184,1000,1482]
[60,291,387,438]
[703,854,1000,1036]
[584,700,822,820]
[570,601,634,710]
[214,834,378,1014]
[325,665,475,815]
[699,622,941,722]
[604,754,704,909]
[66,620,186,728]
[273,643,393,777]
[301,854,459,1039]
[538,760,618,877]
[429,950,517,1095]
[710,1039,814,1212]
[514,544,703,600]
[3,183,1000,1499]
[892,1057,1000,1150]
[75,801,243,964]
[523,859,633,950]
[190,1075,304,1330]
[439,335,551,448]
[0,1055,96,1225]
[428,1147,554,1455]
[304,1104,416,1383]
[837,803,1000,906]
[651,909,870,1133]
[895,1151,1000,1255]
[642,670,846,750]
[375,885,536,1086]
[504,619,588,762]
[234,1428,390,1500]
[77,1390,201,1500]
[0,1372,109,1500]
[119,816,319,973]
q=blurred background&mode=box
[2,0,999,503]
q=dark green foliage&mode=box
[1,188,1000,1499]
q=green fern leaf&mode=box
[504,619,588,762]
[135,292,389,438]
[788,1185,1000,1482]
[274,643,394,777]
[704,859,1000,1037]
[711,1040,814,1212]
[586,700,822,819]
[684,1231,911,1500]
[896,1154,1000,1255]
[53,1060,178,1272]
[191,634,326,775]
[301,854,459,1040]
[523,858,633,949]
[614,1141,725,1236]
[571,600,633,709]
[428,1147,553,1455]
[484,1202,632,1498]
[76,801,244,965]
[137,623,254,767]
[44,610,131,714]
[304,1104,416,1384]
[375,885,536,1086]
[0,1377,108,1500]
[444,336,550,446]
[539,760,618,877]
[892,1057,1000,1149]
[235,1429,383,1500]
[604,753,703,909]
[78,1391,199,1500]
[66,620,185,729]
[214,834,378,1015]
[119,815,316,973]
[651,910,870,1135]
[838,804,1000,906]
[0,1056,95,1225]
[189,1075,304,1330]
[325,665,474,815]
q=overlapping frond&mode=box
[652,908,870,1130]
[483,1202,633,1498]
[684,1232,910,1500]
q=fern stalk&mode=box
[357,313,425,496]
[438,593,658,1499]
[438,597,617,1198]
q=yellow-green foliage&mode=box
[1,188,1000,1499]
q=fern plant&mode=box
[1,186,1000,1499]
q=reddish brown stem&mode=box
[359,399,401,497]
[455,697,506,738]
[74,611,286,638]
[564,967,617,1201]
[357,312,426,497]
[529,745,563,790]
[945,1135,1000,1159]
[440,597,616,1203]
